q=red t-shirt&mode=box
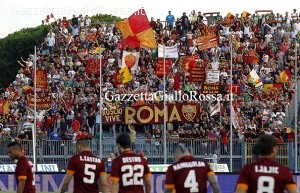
[236,158,296,193]
[67,151,106,193]
[110,150,151,193]
[15,156,35,193]
[165,156,214,193]
[73,119,80,132]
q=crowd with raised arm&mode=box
[0,9,299,145]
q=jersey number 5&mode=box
[84,164,97,184]
[257,176,275,193]
[121,165,144,186]
[184,170,199,192]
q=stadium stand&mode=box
[0,10,299,172]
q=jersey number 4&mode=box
[83,164,97,184]
[184,170,199,192]
[121,165,144,186]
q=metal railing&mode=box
[283,80,300,127]
[0,138,295,172]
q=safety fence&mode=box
[0,138,296,172]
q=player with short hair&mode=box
[60,138,108,193]
[7,141,36,193]
[252,143,260,162]
[110,133,151,193]
[165,143,221,193]
[235,134,297,193]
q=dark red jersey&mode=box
[15,156,35,193]
[236,158,296,193]
[165,156,215,193]
[110,150,151,193]
[67,151,106,193]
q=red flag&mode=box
[155,58,171,77]
[113,71,123,86]
[174,72,180,90]
[285,68,292,79]
[86,59,100,74]
[120,35,141,49]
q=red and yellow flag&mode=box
[278,69,291,83]
[263,84,283,93]
[242,11,251,18]
[0,100,9,115]
[226,12,235,20]
[116,8,157,48]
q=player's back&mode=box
[167,156,214,193]
[16,156,35,193]
[67,151,106,193]
[237,158,295,193]
[110,150,150,193]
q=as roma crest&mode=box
[124,54,137,68]
[182,105,196,122]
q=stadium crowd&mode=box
[0,9,299,150]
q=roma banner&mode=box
[205,70,220,83]
[36,70,48,89]
[125,103,201,124]
[155,58,172,77]
[0,100,9,115]
[182,56,196,72]
[102,108,124,125]
[202,82,220,94]
[158,44,179,58]
[86,59,101,74]
[226,84,241,94]
[199,23,218,36]
[196,34,218,50]
[188,63,206,82]
[28,94,51,110]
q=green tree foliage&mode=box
[0,14,122,86]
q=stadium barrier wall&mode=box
[0,173,300,193]
[0,139,295,172]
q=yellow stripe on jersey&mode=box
[109,176,120,182]
[67,170,75,174]
[165,184,175,189]
[207,171,215,176]
[18,176,27,180]
[236,183,248,190]
[286,184,297,189]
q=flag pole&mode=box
[33,46,37,181]
[219,102,222,125]
[99,45,103,159]
[295,39,298,172]
[229,36,233,172]
[163,45,167,164]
